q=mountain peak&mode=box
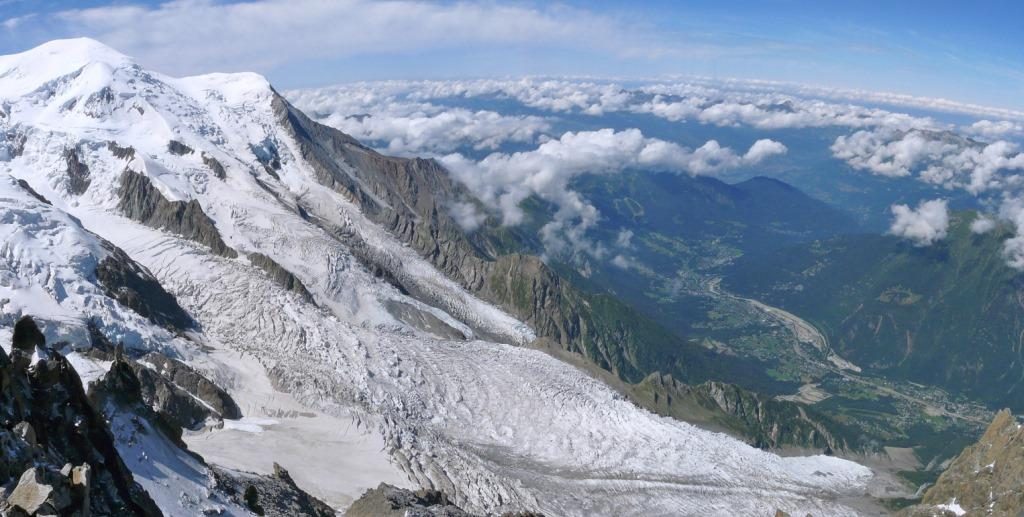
[0,37,134,96]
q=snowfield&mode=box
[0,38,874,515]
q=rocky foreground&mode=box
[901,409,1024,517]
[0,316,338,516]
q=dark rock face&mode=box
[202,152,226,180]
[84,348,240,436]
[248,253,314,304]
[117,169,237,258]
[107,141,136,160]
[166,140,194,156]
[132,352,241,425]
[0,317,161,516]
[95,245,195,332]
[12,316,45,352]
[15,179,51,205]
[210,463,334,517]
[64,148,91,195]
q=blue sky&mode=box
[1,0,1021,111]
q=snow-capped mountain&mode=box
[0,38,874,515]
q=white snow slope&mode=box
[0,38,874,516]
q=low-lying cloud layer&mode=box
[441,129,785,255]
[288,78,1024,266]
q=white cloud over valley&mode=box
[889,199,950,247]
[440,129,786,256]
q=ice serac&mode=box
[0,38,876,515]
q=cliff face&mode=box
[117,169,237,258]
[902,409,1024,516]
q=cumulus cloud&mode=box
[963,120,1024,140]
[970,216,996,234]
[441,128,785,256]
[610,254,634,269]
[615,229,634,248]
[889,199,950,246]
[447,200,487,232]
[830,129,955,177]
[744,139,788,162]
[831,128,1024,193]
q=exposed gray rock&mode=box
[384,300,466,340]
[634,373,855,453]
[166,139,194,155]
[346,483,543,517]
[117,168,237,258]
[12,421,35,447]
[95,245,195,332]
[0,317,161,516]
[345,483,473,517]
[202,152,226,180]
[900,410,1024,516]
[6,467,69,515]
[15,179,51,205]
[250,140,281,179]
[210,463,334,517]
[133,351,241,423]
[63,147,91,195]
[12,315,44,352]
[106,141,136,160]
[247,253,314,304]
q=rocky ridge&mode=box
[901,409,1024,516]
[0,317,160,516]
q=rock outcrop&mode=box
[634,373,856,453]
[900,409,1024,516]
[130,351,242,428]
[210,463,335,517]
[346,483,545,517]
[166,139,194,156]
[117,169,237,258]
[64,147,91,195]
[248,253,315,304]
[0,316,161,516]
[202,152,226,180]
[95,245,195,332]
